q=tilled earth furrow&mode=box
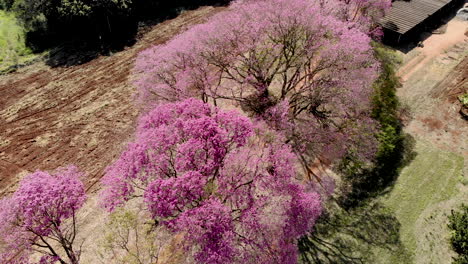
[0,6,224,195]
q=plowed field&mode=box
[0,6,223,195]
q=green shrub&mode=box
[0,0,14,10]
[0,10,32,68]
[338,42,416,208]
[97,207,163,264]
[449,204,468,264]
[458,94,468,108]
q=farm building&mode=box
[380,0,465,44]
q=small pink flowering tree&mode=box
[0,166,86,264]
[101,99,322,264]
[135,0,380,172]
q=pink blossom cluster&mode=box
[101,98,253,210]
[308,0,392,38]
[134,0,384,166]
[101,99,322,263]
[135,0,381,104]
[0,166,86,264]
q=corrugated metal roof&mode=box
[380,0,453,34]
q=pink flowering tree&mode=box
[318,0,391,38]
[0,166,86,264]
[101,99,322,264]
[135,0,380,174]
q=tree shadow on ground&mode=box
[338,133,417,209]
[44,43,102,68]
[299,201,411,264]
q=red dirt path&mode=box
[0,6,223,195]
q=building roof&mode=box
[380,0,453,34]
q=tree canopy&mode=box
[134,0,389,175]
[101,98,323,263]
[0,166,86,264]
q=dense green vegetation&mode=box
[0,10,26,59]
[338,43,415,208]
[0,0,228,53]
[449,204,468,264]
[0,10,34,71]
[0,0,230,70]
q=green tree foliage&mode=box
[0,0,14,10]
[12,0,132,27]
[4,0,228,52]
[338,42,416,208]
[458,93,468,107]
[10,0,134,48]
[371,43,405,160]
[448,204,468,264]
[0,10,32,66]
[57,0,132,17]
[97,207,165,264]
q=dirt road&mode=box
[0,6,223,195]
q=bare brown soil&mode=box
[0,6,223,195]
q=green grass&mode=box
[298,141,464,264]
[0,10,37,72]
[376,140,464,263]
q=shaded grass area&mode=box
[378,140,464,263]
[299,201,410,264]
[300,140,464,264]
[0,10,39,73]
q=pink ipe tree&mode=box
[317,0,391,38]
[101,99,322,264]
[135,0,381,174]
[0,166,86,264]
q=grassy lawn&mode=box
[377,140,465,264]
[0,10,37,72]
